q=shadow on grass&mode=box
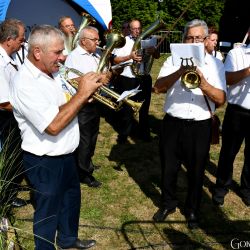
[204,160,243,200]
[119,217,250,250]
[108,134,250,249]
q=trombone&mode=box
[58,63,142,115]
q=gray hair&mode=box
[183,19,208,41]
[78,26,99,44]
[0,18,25,43]
[28,25,64,53]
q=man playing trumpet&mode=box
[152,19,226,229]
[10,25,102,250]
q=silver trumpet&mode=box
[58,62,142,115]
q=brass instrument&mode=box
[131,19,166,76]
[66,13,96,52]
[96,29,126,73]
[180,57,201,89]
[58,63,142,114]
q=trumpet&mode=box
[180,57,201,89]
[58,63,142,115]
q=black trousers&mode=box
[113,74,152,138]
[76,103,100,177]
[159,114,211,214]
[214,104,250,199]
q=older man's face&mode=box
[39,38,65,74]
[184,26,207,43]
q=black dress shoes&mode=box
[212,195,224,206]
[58,238,96,249]
[80,175,102,188]
[152,207,176,222]
[241,196,250,207]
[12,197,28,208]
[185,212,199,229]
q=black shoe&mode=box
[12,197,28,208]
[185,212,199,229]
[117,135,128,144]
[152,207,176,222]
[212,194,224,206]
[80,176,102,188]
[241,196,250,207]
[58,238,96,249]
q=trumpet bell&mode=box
[181,70,201,89]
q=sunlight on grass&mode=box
[13,54,248,250]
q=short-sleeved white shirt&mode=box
[158,53,226,120]
[65,45,100,76]
[0,45,18,104]
[113,36,135,78]
[224,44,250,109]
[9,58,79,156]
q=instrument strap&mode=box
[203,95,214,118]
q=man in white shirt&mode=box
[0,18,27,208]
[212,27,250,207]
[205,27,224,61]
[152,19,226,229]
[65,26,110,188]
[58,16,76,55]
[10,25,103,250]
[113,19,160,143]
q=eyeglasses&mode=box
[83,37,100,43]
[63,24,75,29]
[185,36,207,42]
[130,27,141,31]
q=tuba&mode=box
[65,13,96,53]
[180,57,201,89]
[131,19,166,76]
[97,29,126,73]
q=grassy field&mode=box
[13,55,250,250]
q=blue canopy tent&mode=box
[0,0,112,31]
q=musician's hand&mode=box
[131,50,142,62]
[77,72,103,99]
[100,72,112,85]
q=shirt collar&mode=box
[24,58,57,80]
[129,35,137,41]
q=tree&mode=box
[111,0,225,32]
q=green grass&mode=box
[13,55,249,250]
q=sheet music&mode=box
[117,86,141,102]
[141,36,157,49]
[170,43,205,67]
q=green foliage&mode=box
[111,0,225,31]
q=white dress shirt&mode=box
[0,45,18,104]
[113,35,135,78]
[224,44,250,109]
[158,53,226,120]
[65,45,100,76]
[10,58,79,156]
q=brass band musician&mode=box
[113,19,160,143]
[152,19,226,229]
[65,26,111,188]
